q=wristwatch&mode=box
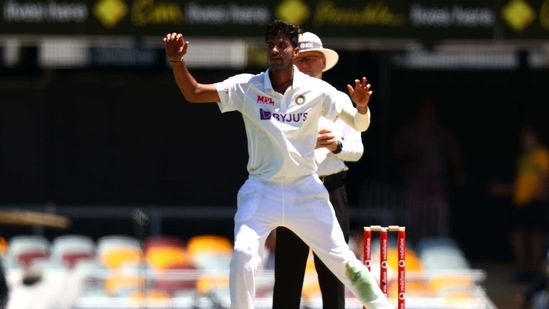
[332,140,343,154]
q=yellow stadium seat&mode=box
[196,274,229,294]
[186,234,233,256]
[100,247,142,269]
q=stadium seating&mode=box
[5,235,50,268]
[51,234,96,269]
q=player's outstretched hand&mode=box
[347,77,372,109]
[163,33,189,63]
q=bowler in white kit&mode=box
[163,19,394,309]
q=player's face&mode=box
[294,51,325,79]
[266,35,297,71]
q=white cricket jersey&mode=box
[214,66,351,183]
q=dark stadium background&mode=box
[2,46,548,263]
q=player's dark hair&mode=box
[265,19,301,48]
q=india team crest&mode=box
[295,95,305,105]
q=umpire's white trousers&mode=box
[229,174,393,309]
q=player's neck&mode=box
[270,67,294,94]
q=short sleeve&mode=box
[214,73,253,113]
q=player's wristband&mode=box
[168,57,183,63]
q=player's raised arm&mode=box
[163,32,220,103]
[338,77,372,132]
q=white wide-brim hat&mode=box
[298,32,339,72]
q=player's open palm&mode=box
[163,33,189,63]
[347,77,372,109]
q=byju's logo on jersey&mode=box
[259,108,308,123]
[260,109,272,120]
[257,95,275,105]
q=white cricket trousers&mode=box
[229,174,393,309]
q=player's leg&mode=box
[314,252,345,309]
[526,202,547,277]
[315,184,350,309]
[229,177,278,309]
[285,176,392,308]
[511,206,530,281]
[272,226,310,309]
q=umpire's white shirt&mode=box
[214,66,350,183]
[315,114,364,177]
